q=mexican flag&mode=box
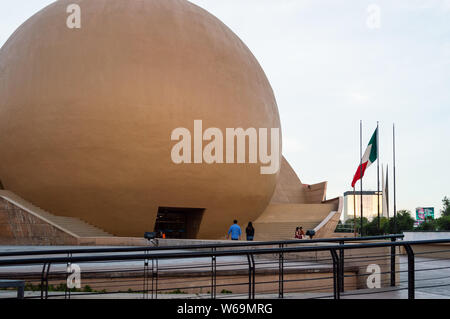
[351,127,378,188]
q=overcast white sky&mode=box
[0,0,449,217]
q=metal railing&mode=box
[1,235,450,300]
[0,234,404,257]
[0,234,403,299]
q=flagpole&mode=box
[393,123,397,233]
[382,164,385,219]
[353,187,357,237]
[377,121,380,232]
[386,165,390,220]
[360,120,363,236]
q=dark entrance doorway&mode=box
[154,207,205,239]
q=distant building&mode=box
[343,191,384,221]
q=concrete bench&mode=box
[0,280,25,299]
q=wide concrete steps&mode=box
[253,222,320,241]
[0,190,112,237]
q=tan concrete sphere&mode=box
[0,0,281,238]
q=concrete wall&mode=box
[5,270,358,296]
[156,238,399,290]
[270,158,327,205]
[0,197,77,245]
[77,237,148,246]
[0,192,149,246]
[304,182,327,204]
[313,197,343,238]
[403,232,450,241]
[276,243,400,289]
[402,232,450,259]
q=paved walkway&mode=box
[398,255,450,298]
[0,288,447,299]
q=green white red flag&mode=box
[351,127,378,188]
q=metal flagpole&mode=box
[360,120,363,236]
[353,187,357,237]
[386,165,390,219]
[377,122,380,232]
[393,123,397,233]
[382,164,385,219]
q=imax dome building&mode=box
[0,0,341,244]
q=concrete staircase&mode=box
[253,202,340,241]
[0,190,112,237]
[253,222,320,241]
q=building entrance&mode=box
[154,207,205,239]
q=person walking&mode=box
[245,222,255,241]
[227,220,241,241]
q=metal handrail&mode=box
[1,236,447,300]
[0,234,404,258]
[1,237,448,267]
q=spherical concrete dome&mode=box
[0,0,281,238]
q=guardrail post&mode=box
[330,249,340,299]
[17,282,24,299]
[40,263,51,299]
[246,254,256,299]
[339,241,344,292]
[143,251,149,299]
[390,237,396,287]
[211,247,216,299]
[251,254,255,299]
[278,243,284,299]
[151,259,158,299]
[65,252,72,299]
[403,244,415,299]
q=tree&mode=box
[379,217,391,234]
[412,198,450,231]
[442,196,450,217]
[343,217,369,234]
[366,217,390,235]
[390,210,415,233]
[339,211,416,236]
[436,216,450,231]
[415,218,437,231]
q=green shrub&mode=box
[436,216,450,231]
[168,289,187,294]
